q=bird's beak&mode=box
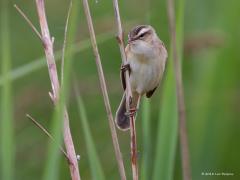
[128,37,138,44]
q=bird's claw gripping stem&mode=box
[125,108,138,118]
[121,63,131,73]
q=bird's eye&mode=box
[138,31,149,39]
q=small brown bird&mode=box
[115,25,168,131]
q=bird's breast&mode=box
[128,54,164,95]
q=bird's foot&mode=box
[125,108,138,118]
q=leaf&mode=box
[0,1,15,179]
[75,89,105,180]
[140,99,151,180]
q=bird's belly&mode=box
[129,59,161,95]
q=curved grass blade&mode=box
[152,58,178,180]
[75,87,105,180]
[153,0,185,179]
[0,33,112,86]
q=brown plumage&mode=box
[115,25,168,131]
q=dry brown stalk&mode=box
[167,0,192,179]
[15,1,81,179]
[26,114,69,160]
[35,1,80,179]
[81,0,126,179]
[112,0,138,179]
[14,5,42,41]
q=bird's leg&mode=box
[136,95,141,110]
[125,95,141,118]
[125,108,137,118]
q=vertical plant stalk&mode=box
[141,99,151,179]
[167,0,191,180]
[0,0,14,179]
[129,116,138,180]
[81,0,126,179]
[61,1,72,85]
[74,84,105,180]
[35,0,80,179]
[112,0,138,179]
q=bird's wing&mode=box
[146,86,158,98]
[120,66,126,90]
[120,44,131,90]
[146,41,167,98]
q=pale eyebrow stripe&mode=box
[137,27,150,36]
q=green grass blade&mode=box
[140,99,151,180]
[188,2,240,177]
[76,90,105,180]
[0,33,112,86]
[152,58,178,180]
[0,1,15,179]
[153,0,185,179]
[42,106,63,180]
[176,0,185,57]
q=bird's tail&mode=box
[115,92,138,131]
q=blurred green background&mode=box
[1,0,240,179]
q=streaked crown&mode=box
[128,25,154,43]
